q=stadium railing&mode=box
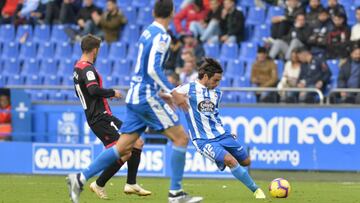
[327,88,360,105]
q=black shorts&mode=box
[89,115,122,148]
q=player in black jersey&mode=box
[73,34,151,199]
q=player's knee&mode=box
[224,154,238,168]
[174,133,189,147]
[240,158,251,167]
[134,138,144,149]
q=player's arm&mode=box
[83,67,121,98]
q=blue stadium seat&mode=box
[95,59,112,77]
[123,6,137,24]
[2,58,20,75]
[33,24,51,43]
[113,59,132,77]
[226,59,245,76]
[37,41,55,59]
[1,42,19,59]
[239,92,257,103]
[117,0,132,9]
[16,25,33,42]
[58,58,74,76]
[253,24,270,42]
[51,25,69,43]
[346,6,356,25]
[239,42,258,61]
[19,42,37,60]
[339,0,353,8]
[48,90,66,101]
[233,76,251,87]
[266,6,285,24]
[244,59,256,78]
[65,90,78,101]
[204,43,220,58]
[327,59,340,78]
[0,75,5,87]
[40,58,58,76]
[55,42,72,60]
[118,76,131,86]
[43,75,62,85]
[6,75,24,85]
[137,7,153,26]
[21,58,39,76]
[240,0,255,7]
[72,42,82,59]
[29,90,48,101]
[97,43,109,59]
[109,42,127,61]
[246,7,265,26]
[219,43,239,61]
[95,0,106,8]
[355,0,360,6]
[221,91,238,103]
[0,24,15,43]
[62,75,73,86]
[104,75,117,87]
[25,75,42,85]
[219,76,232,87]
[132,0,147,8]
[121,24,140,44]
[127,43,139,63]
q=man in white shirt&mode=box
[351,7,360,41]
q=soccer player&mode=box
[176,58,266,199]
[67,1,203,203]
[72,34,151,200]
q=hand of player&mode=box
[171,90,189,112]
[159,92,176,110]
[112,89,122,100]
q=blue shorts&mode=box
[193,134,248,171]
[120,96,180,134]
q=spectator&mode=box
[176,32,205,68]
[0,0,19,24]
[180,60,198,83]
[59,0,82,24]
[307,9,333,58]
[297,48,331,103]
[0,94,11,141]
[326,11,350,59]
[269,14,309,60]
[190,0,222,43]
[270,0,305,39]
[351,7,360,42]
[327,0,346,18]
[44,0,62,24]
[167,72,181,87]
[13,0,43,25]
[174,0,208,34]
[306,0,324,28]
[336,46,360,103]
[277,49,301,102]
[76,0,102,37]
[209,0,245,44]
[165,30,182,71]
[251,47,278,103]
[91,0,127,43]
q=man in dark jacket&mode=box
[269,14,309,60]
[337,46,360,103]
[209,0,244,44]
[326,11,350,59]
[327,0,346,18]
[297,48,331,103]
[306,0,324,28]
[77,0,102,36]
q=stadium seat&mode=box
[37,41,55,60]
[55,42,72,60]
[253,24,271,42]
[51,25,69,43]
[40,58,58,76]
[127,43,139,63]
[43,75,62,85]
[355,0,360,6]
[113,59,132,77]
[246,7,265,26]
[239,42,258,61]
[0,24,15,43]
[97,43,109,59]
[25,75,42,85]
[33,24,51,43]
[6,75,24,85]
[327,59,340,78]
[16,25,33,42]
[117,0,132,9]
[240,0,255,7]
[48,90,66,101]
[21,58,40,75]
[65,90,78,101]
[1,42,19,59]
[72,42,82,59]
[346,6,356,26]
[132,0,147,8]
[29,90,48,101]
[122,24,140,44]
[104,75,117,87]
[233,76,251,87]
[221,91,238,103]
[226,59,245,76]
[58,58,74,76]
[109,42,127,61]
[123,6,137,24]
[266,6,285,24]
[239,92,257,103]
[2,58,20,75]
[117,76,131,86]
[62,75,73,86]
[338,0,353,8]
[137,7,153,26]
[204,43,220,58]
[19,42,37,60]
[95,59,112,77]
[219,76,232,87]
[219,43,239,61]
[244,59,256,78]
[0,75,5,87]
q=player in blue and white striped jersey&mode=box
[176,58,266,199]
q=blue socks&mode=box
[230,164,258,192]
[82,146,120,181]
[170,146,187,190]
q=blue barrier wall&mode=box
[1,103,359,177]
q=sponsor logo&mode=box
[198,99,215,115]
[250,147,300,167]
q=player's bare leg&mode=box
[124,138,152,196]
[163,125,203,203]
[224,154,265,199]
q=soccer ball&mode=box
[269,178,291,198]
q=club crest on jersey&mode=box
[198,99,215,115]
[86,71,96,81]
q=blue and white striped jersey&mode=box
[125,21,174,104]
[176,81,228,140]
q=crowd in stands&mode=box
[0,0,360,104]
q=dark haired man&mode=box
[176,58,266,199]
[66,1,203,202]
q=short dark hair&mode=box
[194,0,203,9]
[107,0,116,4]
[257,46,267,54]
[198,58,223,79]
[154,0,174,18]
[297,47,310,54]
[81,34,101,53]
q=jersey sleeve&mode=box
[82,66,99,88]
[82,66,115,98]
[175,83,190,95]
[147,33,175,93]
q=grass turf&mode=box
[1,171,360,203]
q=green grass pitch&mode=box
[1,171,360,203]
